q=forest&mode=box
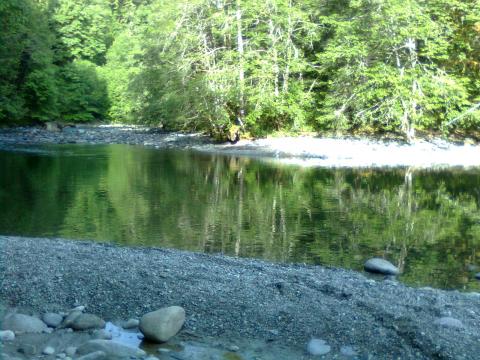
[1,0,479,140]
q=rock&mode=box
[306,339,331,356]
[340,345,358,357]
[122,318,140,329]
[42,346,55,355]
[71,305,86,312]
[139,306,185,343]
[228,345,240,352]
[42,312,63,328]
[76,351,106,360]
[145,357,159,360]
[17,343,37,356]
[76,340,146,359]
[62,310,82,327]
[434,317,464,329]
[2,313,48,334]
[475,273,480,280]
[364,258,399,275]
[57,353,67,359]
[0,330,15,341]
[45,122,62,132]
[70,313,105,330]
[65,346,77,357]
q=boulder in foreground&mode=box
[1,313,47,334]
[139,306,185,343]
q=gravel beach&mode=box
[1,236,480,359]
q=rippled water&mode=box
[0,144,479,290]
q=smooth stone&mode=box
[2,314,48,334]
[139,306,185,343]
[71,314,105,330]
[76,340,146,359]
[42,346,55,355]
[42,313,63,328]
[434,317,464,329]
[340,345,358,357]
[65,346,77,356]
[364,258,399,275]
[57,353,67,359]
[475,273,480,280]
[62,310,82,327]
[76,351,106,360]
[307,339,331,356]
[0,330,15,341]
[71,305,86,312]
[122,318,140,329]
[228,345,240,352]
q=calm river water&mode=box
[1,144,479,290]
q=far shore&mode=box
[1,125,480,168]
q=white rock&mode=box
[1,314,48,334]
[307,338,331,356]
[364,258,399,275]
[71,306,86,312]
[340,345,358,357]
[139,306,185,343]
[0,330,15,341]
[42,346,55,355]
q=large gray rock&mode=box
[70,314,105,330]
[42,312,63,328]
[364,258,399,275]
[139,306,185,343]
[76,340,146,359]
[1,314,47,334]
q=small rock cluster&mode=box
[1,305,185,360]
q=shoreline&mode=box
[2,235,480,359]
[1,125,480,168]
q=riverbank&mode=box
[1,236,480,359]
[1,125,480,168]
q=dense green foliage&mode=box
[1,0,479,138]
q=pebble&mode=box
[57,353,67,359]
[228,345,240,352]
[434,317,464,329]
[122,318,140,329]
[340,345,358,357]
[70,313,105,330]
[42,312,63,328]
[42,346,55,355]
[76,340,146,358]
[364,258,400,275]
[0,330,15,341]
[306,338,331,356]
[139,306,185,343]
[65,346,77,356]
[2,313,48,334]
[72,305,86,312]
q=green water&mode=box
[1,144,479,290]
